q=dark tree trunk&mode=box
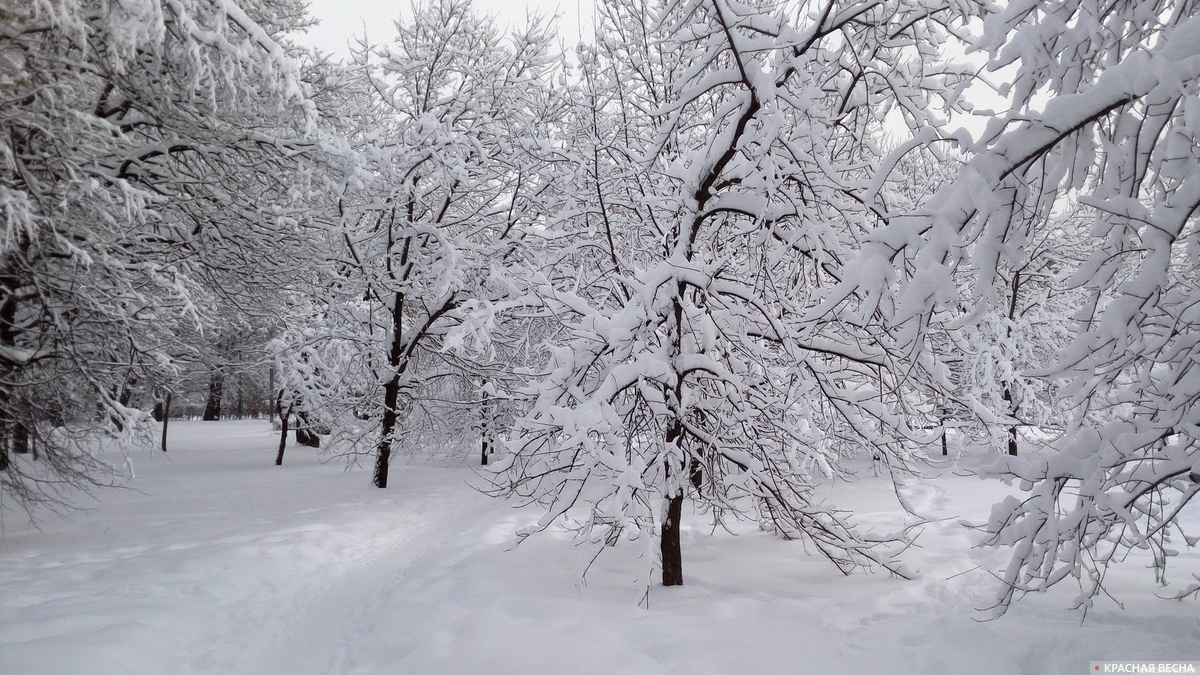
[152,397,165,422]
[375,291,407,489]
[1002,386,1018,456]
[661,492,684,586]
[939,408,949,456]
[276,403,291,466]
[160,392,172,452]
[480,384,491,466]
[12,421,29,454]
[374,382,397,487]
[1003,270,1021,457]
[236,379,245,420]
[661,288,689,588]
[0,250,20,472]
[689,457,702,492]
[203,370,224,421]
[373,439,391,487]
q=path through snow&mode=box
[2,421,1197,674]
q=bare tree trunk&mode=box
[689,457,703,492]
[203,370,224,421]
[12,420,29,455]
[659,283,691,587]
[661,492,684,586]
[375,381,397,487]
[661,418,686,587]
[276,405,291,466]
[1003,270,1021,456]
[939,408,949,457]
[375,292,406,489]
[1002,387,1018,456]
[480,383,491,466]
[160,392,172,452]
[1,259,18,471]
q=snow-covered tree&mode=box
[278,0,559,486]
[844,0,1200,613]
[951,210,1090,456]
[488,0,978,587]
[982,1,1200,614]
[0,0,326,502]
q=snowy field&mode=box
[2,421,1197,675]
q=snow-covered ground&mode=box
[2,421,1197,675]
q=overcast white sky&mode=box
[296,0,994,141]
[298,0,595,56]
